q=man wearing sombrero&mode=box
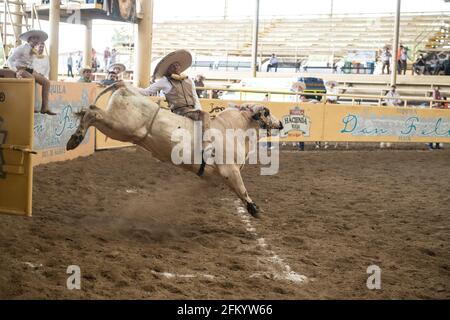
[138,50,212,174]
[7,29,56,115]
[108,62,126,76]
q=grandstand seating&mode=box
[151,12,450,60]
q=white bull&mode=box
[66,83,283,217]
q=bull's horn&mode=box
[93,81,125,105]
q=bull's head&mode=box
[243,104,283,131]
[66,105,102,151]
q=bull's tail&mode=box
[93,82,125,105]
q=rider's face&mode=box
[168,62,181,75]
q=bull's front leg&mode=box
[218,164,261,218]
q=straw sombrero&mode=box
[108,63,126,74]
[153,49,192,80]
[19,30,48,43]
[79,66,92,75]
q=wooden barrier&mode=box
[0,79,34,216]
[201,99,450,143]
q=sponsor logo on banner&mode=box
[279,106,311,138]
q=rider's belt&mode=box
[171,105,195,112]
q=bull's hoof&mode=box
[247,202,261,218]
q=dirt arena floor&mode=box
[0,144,449,299]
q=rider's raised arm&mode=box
[138,76,171,96]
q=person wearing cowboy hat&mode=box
[6,29,56,115]
[99,70,119,86]
[78,66,93,83]
[137,49,212,175]
[108,62,126,76]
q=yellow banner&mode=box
[201,99,450,143]
[0,79,34,216]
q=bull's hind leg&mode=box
[218,165,261,218]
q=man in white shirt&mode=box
[267,54,279,72]
[325,81,339,104]
[7,30,55,115]
[137,49,211,175]
[384,85,401,107]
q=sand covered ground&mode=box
[0,145,449,299]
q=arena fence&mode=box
[1,80,449,216]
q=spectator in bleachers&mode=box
[325,81,339,104]
[67,53,74,77]
[78,67,93,83]
[384,85,401,107]
[397,46,409,75]
[7,30,56,115]
[381,47,391,75]
[412,54,426,75]
[103,47,111,70]
[432,86,443,108]
[442,97,449,109]
[110,48,117,65]
[443,55,450,76]
[99,71,118,86]
[109,62,126,76]
[76,51,83,71]
[429,54,440,75]
[295,59,301,72]
[267,53,279,72]
[194,74,205,98]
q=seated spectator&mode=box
[384,85,401,106]
[7,30,56,115]
[412,54,426,75]
[442,96,449,109]
[267,53,279,72]
[432,86,443,108]
[108,62,126,76]
[99,71,118,86]
[295,59,301,72]
[78,67,93,83]
[194,74,205,98]
[443,55,450,76]
[325,81,339,104]
[32,41,49,78]
[429,54,440,75]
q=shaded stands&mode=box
[151,12,450,59]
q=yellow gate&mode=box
[0,79,35,216]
